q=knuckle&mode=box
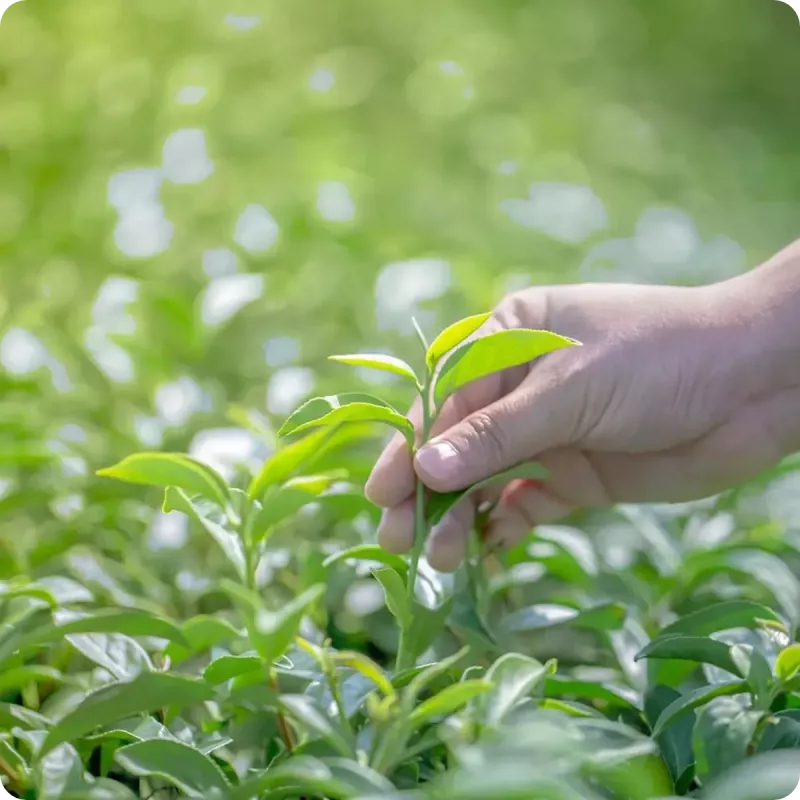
[462,410,508,468]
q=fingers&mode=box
[365,397,421,508]
[484,479,574,549]
[366,374,505,509]
[426,499,474,573]
[376,498,415,554]
[413,362,582,493]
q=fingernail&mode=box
[415,440,459,482]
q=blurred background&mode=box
[2,0,800,635]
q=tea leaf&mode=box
[481,653,554,725]
[428,462,549,526]
[776,644,800,682]
[408,679,493,726]
[644,685,696,790]
[757,709,800,752]
[501,602,626,634]
[280,694,354,757]
[331,651,396,697]
[635,635,744,676]
[426,312,493,371]
[693,697,763,782]
[329,353,419,386]
[248,481,329,543]
[323,545,408,576]
[165,615,242,664]
[252,584,325,663]
[372,567,411,631]
[97,452,231,513]
[228,756,351,800]
[650,680,749,737]
[163,487,246,581]
[25,608,190,649]
[114,739,230,797]
[659,600,784,638]
[41,673,214,756]
[279,395,415,447]
[203,654,262,685]
[433,328,580,406]
[0,665,61,695]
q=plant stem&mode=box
[268,668,296,753]
[397,380,432,672]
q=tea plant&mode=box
[0,313,798,799]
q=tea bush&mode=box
[2,313,799,799]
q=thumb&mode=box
[413,374,579,492]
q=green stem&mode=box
[397,380,432,672]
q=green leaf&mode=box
[165,615,242,664]
[401,647,469,712]
[228,756,354,800]
[321,758,396,795]
[731,644,773,708]
[252,584,325,663]
[659,600,784,638]
[0,703,51,730]
[776,644,800,681]
[480,653,554,725]
[279,694,354,757]
[408,679,493,726]
[203,654,262,685]
[427,462,549,526]
[247,426,362,499]
[97,452,231,513]
[163,487,246,581]
[635,635,744,676]
[0,665,61,695]
[247,476,337,543]
[40,673,214,756]
[329,353,419,385]
[114,739,230,798]
[757,709,800,752]
[644,686,695,791]
[693,696,763,782]
[372,567,411,631]
[426,312,493,371]
[25,608,190,649]
[405,598,453,664]
[278,394,415,447]
[501,602,626,634]
[543,677,638,712]
[331,651,395,697]
[650,681,748,737]
[433,328,580,406]
[0,736,26,781]
[323,545,408,576]
[66,632,153,680]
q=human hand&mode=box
[366,269,800,572]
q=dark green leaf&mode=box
[165,615,242,664]
[635,635,744,676]
[644,685,696,789]
[693,696,763,782]
[426,312,493,371]
[659,601,784,638]
[163,487,246,581]
[433,328,580,406]
[757,709,800,752]
[323,545,408,576]
[40,673,214,756]
[97,452,232,513]
[248,477,336,543]
[278,394,415,447]
[372,567,411,631]
[650,681,749,737]
[427,462,549,526]
[329,353,419,385]
[544,676,639,713]
[114,739,230,798]
[66,632,153,680]
[228,756,354,800]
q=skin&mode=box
[366,240,800,573]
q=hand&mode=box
[366,269,800,572]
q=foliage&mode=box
[2,0,800,796]
[2,309,800,798]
